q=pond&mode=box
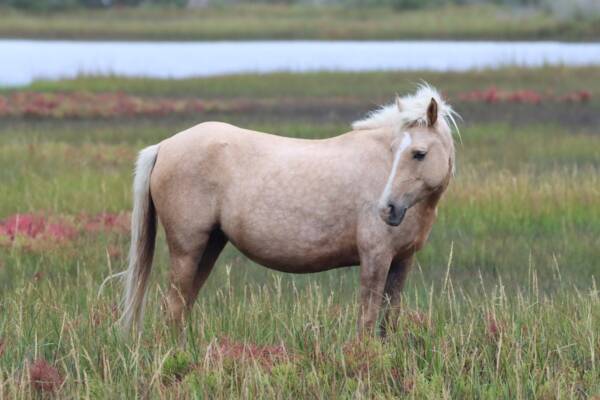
[2,39,600,86]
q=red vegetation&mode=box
[0,212,130,249]
[207,337,292,370]
[28,358,63,393]
[0,338,5,358]
[458,87,591,104]
[560,90,592,103]
[341,339,381,376]
[0,214,77,242]
[0,88,592,120]
[402,376,415,394]
[81,212,130,234]
[0,92,241,119]
[485,313,505,340]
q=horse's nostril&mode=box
[388,203,395,215]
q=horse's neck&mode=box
[412,185,447,234]
[407,189,445,252]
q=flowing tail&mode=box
[120,144,159,332]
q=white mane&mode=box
[352,84,459,134]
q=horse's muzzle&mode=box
[381,203,407,227]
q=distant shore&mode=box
[0,4,598,41]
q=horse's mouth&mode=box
[382,204,407,227]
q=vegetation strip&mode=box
[17,67,600,100]
[0,88,592,119]
[0,4,598,41]
[0,212,130,249]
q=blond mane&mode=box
[352,84,459,134]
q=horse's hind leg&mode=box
[165,228,226,327]
[190,229,228,305]
[165,235,207,326]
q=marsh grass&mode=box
[1,120,599,397]
[1,239,599,398]
[0,70,599,397]
[18,67,600,100]
[0,4,597,41]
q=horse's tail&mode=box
[120,144,159,332]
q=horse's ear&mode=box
[427,97,438,127]
[395,95,402,111]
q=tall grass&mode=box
[0,124,598,400]
[0,70,599,397]
[1,238,599,398]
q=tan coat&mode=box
[118,86,457,336]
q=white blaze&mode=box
[379,132,412,207]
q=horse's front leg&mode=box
[380,254,414,337]
[357,250,393,335]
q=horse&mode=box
[118,85,458,335]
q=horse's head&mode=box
[353,85,457,227]
[378,96,455,226]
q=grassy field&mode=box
[0,3,599,41]
[20,67,600,99]
[0,67,599,398]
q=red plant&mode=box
[0,96,8,116]
[0,212,131,250]
[28,358,63,393]
[46,223,78,241]
[207,337,292,370]
[0,338,5,358]
[402,377,415,393]
[33,271,44,282]
[483,87,499,103]
[579,90,592,102]
[485,313,505,340]
[0,91,236,119]
[0,214,77,242]
[560,90,592,103]
[0,88,592,120]
[507,90,541,104]
[81,212,130,234]
[0,214,47,240]
[457,88,592,104]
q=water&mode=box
[2,40,600,87]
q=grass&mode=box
[19,66,600,101]
[0,3,598,41]
[0,68,599,397]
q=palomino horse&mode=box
[119,85,458,335]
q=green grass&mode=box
[0,3,598,41]
[1,69,599,397]
[19,66,600,100]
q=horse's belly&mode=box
[222,215,359,273]
[236,244,359,273]
[217,141,365,272]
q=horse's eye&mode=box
[413,151,427,161]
